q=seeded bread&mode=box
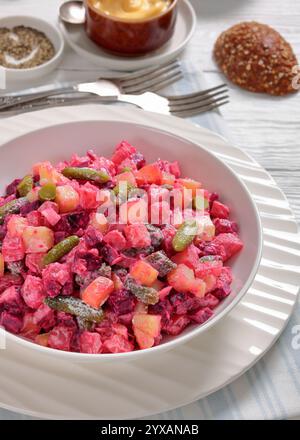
[214,21,298,96]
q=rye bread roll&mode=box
[214,21,298,96]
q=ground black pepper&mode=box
[0,25,55,69]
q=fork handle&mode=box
[0,85,79,111]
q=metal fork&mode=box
[0,85,229,118]
[0,59,183,111]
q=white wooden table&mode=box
[2,0,299,223]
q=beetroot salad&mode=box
[0,141,243,354]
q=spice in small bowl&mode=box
[0,25,55,69]
[0,16,64,82]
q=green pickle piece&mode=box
[45,296,104,323]
[42,235,80,266]
[38,183,57,201]
[17,175,33,197]
[146,251,177,277]
[0,197,28,224]
[125,277,159,305]
[172,219,198,252]
[62,167,110,184]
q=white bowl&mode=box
[0,120,262,362]
[0,16,64,83]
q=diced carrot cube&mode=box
[0,253,4,277]
[82,276,114,309]
[130,260,159,287]
[135,163,162,185]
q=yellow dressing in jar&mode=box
[89,0,172,21]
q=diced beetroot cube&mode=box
[102,334,134,353]
[212,233,243,261]
[0,286,24,314]
[194,259,223,279]
[6,179,21,196]
[213,267,233,299]
[158,285,172,301]
[103,230,126,251]
[20,312,40,339]
[101,245,120,266]
[213,218,238,235]
[42,262,72,297]
[124,224,151,248]
[0,311,23,334]
[189,307,213,324]
[33,303,56,331]
[171,244,200,270]
[211,201,230,219]
[79,331,102,354]
[79,182,100,210]
[25,253,45,275]
[169,161,181,178]
[111,141,137,165]
[48,325,74,351]
[22,275,45,309]
[197,293,220,309]
[84,225,103,247]
[161,224,177,256]
[26,210,43,227]
[56,311,77,330]
[0,274,23,294]
[2,234,25,262]
[107,289,136,316]
[163,315,190,336]
[39,203,61,226]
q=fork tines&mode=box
[120,60,183,94]
[168,84,229,117]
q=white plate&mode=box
[0,105,299,419]
[59,0,196,72]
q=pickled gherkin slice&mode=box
[38,183,56,201]
[17,175,33,197]
[62,167,110,184]
[125,277,159,305]
[45,296,104,323]
[76,316,94,331]
[172,219,198,252]
[0,197,28,224]
[146,251,177,277]
[42,235,80,266]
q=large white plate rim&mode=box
[0,104,298,419]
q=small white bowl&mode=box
[0,16,64,83]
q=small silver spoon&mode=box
[59,0,86,24]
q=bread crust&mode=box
[214,21,298,96]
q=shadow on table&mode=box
[190,0,248,17]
